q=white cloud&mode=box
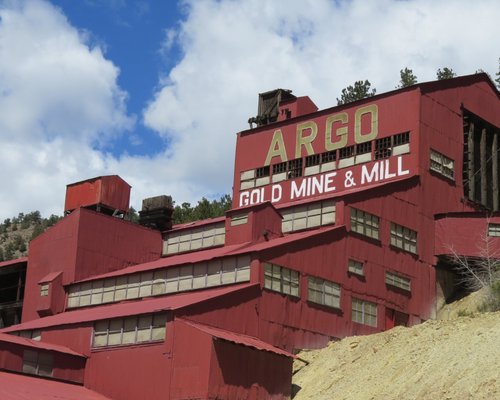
[0,0,133,220]
[1,0,500,222]
[143,0,500,212]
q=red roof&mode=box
[0,333,85,357]
[0,370,110,400]
[1,283,258,332]
[0,257,28,269]
[231,224,346,254]
[171,216,225,231]
[73,241,253,283]
[181,319,296,359]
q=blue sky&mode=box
[1,0,499,221]
[51,0,181,158]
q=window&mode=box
[17,330,41,341]
[488,223,500,237]
[264,263,299,297]
[272,158,303,182]
[430,149,454,180]
[375,132,410,160]
[308,277,341,308]
[304,151,338,176]
[163,222,225,255]
[351,298,377,327]
[385,271,411,291]
[67,255,251,309]
[281,200,335,233]
[348,259,364,276]
[23,350,53,377]
[93,313,167,348]
[240,167,270,190]
[230,214,248,226]
[40,284,49,297]
[350,208,379,239]
[390,223,417,254]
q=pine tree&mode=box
[495,58,500,90]
[436,67,456,80]
[398,68,418,88]
[337,80,376,105]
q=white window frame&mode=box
[264,263,300,297]
[92,313,167,348]
[390,222,417,254]
[385,271,411,291]
[351,297,377,327]
[308,276,341,309]
[348,259,364,276]
[429,149,454,180]
[281,200,335,233]
[350,208,380,240]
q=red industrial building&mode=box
[0,73,499,399]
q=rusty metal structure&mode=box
[0,74,499,399]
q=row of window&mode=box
[263,262,410,327]
[163,200,335,257]
[93,313,167,348]
[163,222,225,255]
[67,255,251,309]
[239,132,410,190]
[350,207,418,254]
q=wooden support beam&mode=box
[480,128,488,205]
[493,131,499,211]
[468,122,475,200]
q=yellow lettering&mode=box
[295,121,318,158]
[264,130,288,165]
[355,104,378,143]
[325,112,348,151]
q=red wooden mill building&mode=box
[0,73,499,399]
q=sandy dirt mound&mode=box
[293,312,500,400]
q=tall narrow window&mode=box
[351,298,377,327]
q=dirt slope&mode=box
[293,311,500,400]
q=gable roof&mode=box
[1,283,258,332]
[0,332,85,357]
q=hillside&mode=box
[293,300,499,400]
[0,212,61,261]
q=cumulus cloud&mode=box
[0,0,133,219]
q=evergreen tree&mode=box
[495,58,500,90]
[398,67,418,88]
[436,67,456,80]
[337,80,376,105]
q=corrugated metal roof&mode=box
[38,271,63,284]
[0,257,28,269]
[170,216,226,231]
[74,225,346,284]
[231,225,346,254]
[180,319,296,359]
[0,370,111,400]
[73,241,253,283]
[1,283,257,332]
[0,332,85,357]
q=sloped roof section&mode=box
[0,257,28,269]
[180,319,296,359]
[0,332,85,357]
[1,283,258,332]
[0,370,110,400]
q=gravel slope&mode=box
[293,311,500,400]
